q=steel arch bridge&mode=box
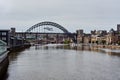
[24,21,76,43]
[26,21,70,33]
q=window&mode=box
[2,37,6,40]
[2,32,7,36]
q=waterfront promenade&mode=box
[70,43,120,49]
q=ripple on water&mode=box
[6,46,120,80]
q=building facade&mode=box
[76,29,84,44]
[0,30,10,45]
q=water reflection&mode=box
[4,44,120,80]
[69,45,120,57]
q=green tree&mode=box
[101,40,106,45]
[118,41,120,45]
[89,41,91,44]
[96,41,98,44]
[64,40,70,44]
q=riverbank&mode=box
[8,44,31,52]
[70,43,120,50]
[69,43,120,55]
[92,44,120,49]
[0,51,9,80]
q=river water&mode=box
[4,44,120,80]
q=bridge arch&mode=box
[25,21,76,43]
[26,21,70,33]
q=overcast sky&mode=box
[0,0,120,33]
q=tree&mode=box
[89,41,91,44]
[118,41,120,45]
[101,40,106,45]
[96,41,98,44]
[64,40,70,44]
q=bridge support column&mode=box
[46,34,48,44]
[35,33,37,40]
[56,34,59,43]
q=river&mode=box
[3,44,120,80]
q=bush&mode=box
[96,41,98,44]
[64,40,70,44]
[118,41,120,45]
[101,40,106,45]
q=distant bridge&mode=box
[26,21,70,34]
[16,21,77,43]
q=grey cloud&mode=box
[0,0,120,32]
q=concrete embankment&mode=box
[0,52,9,80]
[8,44,31,52]
[0,44,31,79]
[69,44,120,55]
[70,43,120,50]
